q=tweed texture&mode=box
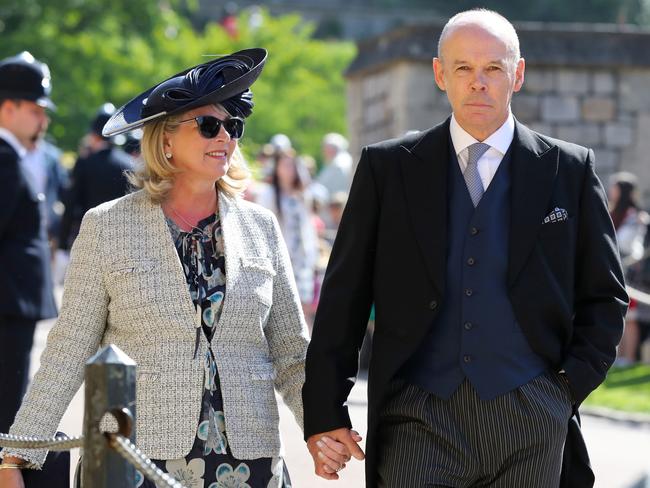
[3,190,309,467]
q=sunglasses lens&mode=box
[224,118,244,139]
[196,116,244,139]
[197,116,221,138]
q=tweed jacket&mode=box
[5,189,309,467]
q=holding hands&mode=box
[306,427,365,480]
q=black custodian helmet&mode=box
[0,51,55,110]
[91,103,116,137]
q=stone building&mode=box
[345,22,650,204]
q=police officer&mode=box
[58,103,134,250]
[0,52,58,434]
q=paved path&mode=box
[28,317,650,487]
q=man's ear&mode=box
[433,58,446,91]
[513,58,525,93]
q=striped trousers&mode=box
[376,372,573,487]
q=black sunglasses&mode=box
[178,115,245,139]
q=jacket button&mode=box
[464,322,473,330]
[463,355,472,363]
[467,257,475,266]
[470,227,479,236]
[429,300,438,310]
[465,288,473,297]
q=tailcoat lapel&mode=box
[507,121,559,286]
[399,119,450,296]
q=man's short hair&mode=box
[438,9,521,66]
[322,132,349,152]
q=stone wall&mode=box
[346,23,650,205]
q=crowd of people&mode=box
[247,132,352,326]
[608,172,650,365]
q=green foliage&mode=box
[584,364,650,414]
[0,3,355,160]
[194,11,356,160]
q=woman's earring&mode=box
[165,152,172,159]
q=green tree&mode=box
[197,11,355,161]
[0,3,355,162]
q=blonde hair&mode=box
[127,105,251,203]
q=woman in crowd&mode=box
[0,48,351,488]
[609,172,649,365]
[255,149,319,327]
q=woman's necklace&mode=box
[169,206,213,238]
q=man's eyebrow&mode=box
[451,59,507,65]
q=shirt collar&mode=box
[450,111,515,157]
[0,127,28,159]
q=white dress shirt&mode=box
[20,143,48,195]
[449,112,515,191]
[0,127,28,159]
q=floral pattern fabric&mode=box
[137,211,291,488]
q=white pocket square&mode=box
[542,207,568,224]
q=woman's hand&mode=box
[0,467,25,488]
[0,457,26,488]
[306,427,365,480]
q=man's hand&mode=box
[306,427,365,480]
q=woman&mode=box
[608,172,648,365]
[0,49,351,487]
[255,149,318,326]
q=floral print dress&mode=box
[137,211,291,488]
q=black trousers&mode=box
[0,316,36,434]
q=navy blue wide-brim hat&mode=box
[103,48,267,137]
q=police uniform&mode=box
[0,52,57,433]
[58,103,134,250]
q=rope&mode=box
[0,432,185,488]
[0,433,83,451]
[108,434,187,488]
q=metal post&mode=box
[82,344,136,488]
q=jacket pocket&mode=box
[106,259,158,310]
[249,361,277,381]
[240,256,276,276]
[107,259,156,276]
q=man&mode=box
[22,138,69,247]
[303,9,627,488]
[58,103,133,250]
[0,51,58,434]
[317,132,353,196]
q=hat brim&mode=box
[35,96,56,111]
[0,91,56,111]
[103,48,267,137]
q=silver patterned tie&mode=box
[464,142,490,207]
